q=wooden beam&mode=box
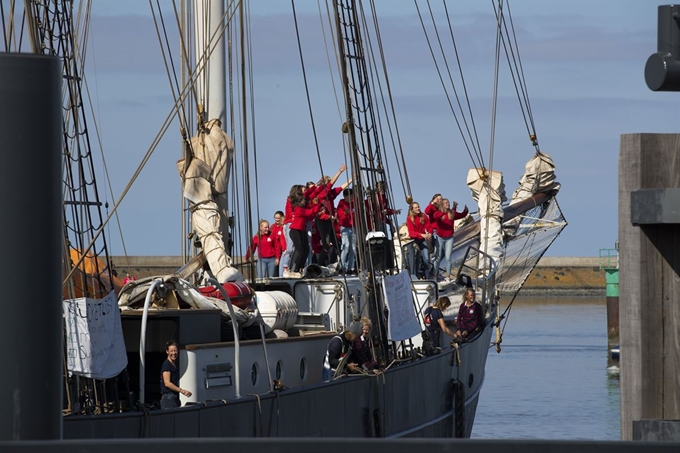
[619,133,680,440]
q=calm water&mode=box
[471,295,620,440]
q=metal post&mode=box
[0,54,63,440]
[645,4,680,91]
[139,279,163,405]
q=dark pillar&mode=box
[619,133,680,440]
[0,54,63,440]
[645,4,680,91]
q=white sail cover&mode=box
[63,291,127,379]
[510,151,561,203]
[383,270,422,341]
[178,118,242,282]
[467,169,506,273]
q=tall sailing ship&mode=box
[2,0,566,438]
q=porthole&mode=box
[251,362,259,386]
[468,373,474,388]
[299,357,307,380]
[276,360,283,380]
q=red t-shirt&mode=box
[245,231,278,260]
[407,214,430,239]
[433,207,468,239]
[270,223,286,254]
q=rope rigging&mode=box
[491,0,542,152]
[26,0,116,300]
[414,0,485,170]
[359,0,410,223]
[291,0,328,183]
[408,0,565,352]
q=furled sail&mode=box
[467,168,507,273]
[510,151,561,203]
[178,118,243,283]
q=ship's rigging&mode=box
[1,0,567,415]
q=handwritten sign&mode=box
[63,291,127,379]
[383,270,421,341]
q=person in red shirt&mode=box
[432,198,468,281]
[406,202,432,279]
[424,193,442,224]
[287,185,322,277]
[245,220,279,279]
[364,181,402,231]
[424,193,442,275]
[337,187,357,273]
[271,211,286,277]
[283,181,318,274]
[364,180,402,272]
[281,194,297,275]
[313,165,351,266]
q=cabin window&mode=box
[468,373,474,388]
[299,357,307,381]
[276,360,283,380]
[251,362,259,386]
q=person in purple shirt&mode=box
[453,288,484,342]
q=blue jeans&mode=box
[435,235,454,277]
[279,223,293,275]
[160,392,180,409]
[322,367,335,382]
[340,227,356,271]
[257,257,276,278]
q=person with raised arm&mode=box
[432,198,468,281]
[337,187,357,274]
[287,185,322,277]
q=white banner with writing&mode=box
[383,270,422,341]
[63,291,127,379]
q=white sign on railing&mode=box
[63,291,127,379]
[383,270,421,341]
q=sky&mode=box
[69,0,679,258]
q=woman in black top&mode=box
[424,297,457,347]
[160,340,192,409]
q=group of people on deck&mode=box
[246,164,404,279]
[407,194,468,282]
[245,164,470,281]
[322,288,484,381]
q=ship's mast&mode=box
[193,0,227,124]
[333,0,393,363]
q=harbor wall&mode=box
[110,256,606,294]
